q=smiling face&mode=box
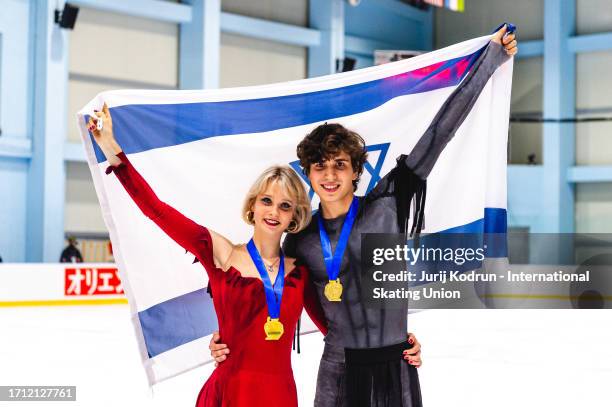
[308,151,358,206]
[250,181,296,236]
[242,165,312,235]
[297,123,368,210]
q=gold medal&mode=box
[324,279,343,302]
[264,316,284,340]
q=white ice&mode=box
[1,306,611,406]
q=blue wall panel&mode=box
[0,0,30,140]
[345,2,432,51]
[507,165,544,230]
[540,0,575,233]
[0,158,27,261]
[0,0,31,262]
[26,0,68,262]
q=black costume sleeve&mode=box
[404,41,510,178]
[282,233,297,258]
[366,41,510,236]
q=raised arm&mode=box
[365,26,516,236]
[88,104,232,269]
[105,151,214,262]
[405,25,515,178]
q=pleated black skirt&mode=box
[314,341,423,407]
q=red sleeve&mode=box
[303,268,328,336]
[105,152,216,273]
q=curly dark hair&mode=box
[296,123,368,191]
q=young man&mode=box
[211,25,517,406]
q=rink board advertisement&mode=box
[0,264,125,305]
[77,34,512,385]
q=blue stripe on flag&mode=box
[410,208,508,285]
[436,207,508,257]
[442,207,507,234]
[484,207,507,233]
[90,49,484,163]
[138,288,218,358]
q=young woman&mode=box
[88,105,327,406]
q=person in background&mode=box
[60,236,84,263]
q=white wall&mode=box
[219,0,308,87]
[574,0,612,232]
[220,33,307,88]
[509,57,543,164]
[222,0,308,27]
[65,7,179,236]
[576,0,612,35]
[576,183,612,233]
[64,162,107,234]
[575,50,612,165]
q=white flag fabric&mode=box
[77,34,512,385]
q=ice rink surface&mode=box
[1,306,611,406]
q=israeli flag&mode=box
[77,34,512,385]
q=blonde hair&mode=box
[242,166,311,233]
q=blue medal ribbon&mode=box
[318,197,359,281]
[247,239,285,320]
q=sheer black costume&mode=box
[283,42,510,407]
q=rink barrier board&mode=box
[0,263,126,306]
[0,298,128,307]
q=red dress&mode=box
[107,152,328,407]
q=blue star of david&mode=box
[289,142,391,202]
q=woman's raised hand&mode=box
[87,103,123,165]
